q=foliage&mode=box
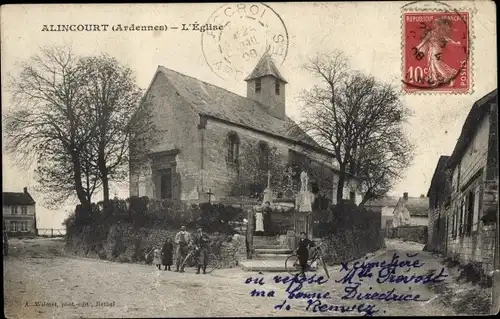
[64,197,243,235]
[313,201,384,264]
[229,145,299,199]
[299,50,415,203]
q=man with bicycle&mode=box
[192,226,211,274]
[175,226,192,273]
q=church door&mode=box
[160,168,173,199]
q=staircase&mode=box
[240,236,293,272]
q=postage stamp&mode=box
[201,3,289,81]
[402,10,471,94]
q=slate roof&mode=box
[403,197,429,217]
[156,66,328,155]
[448,89,498,169]
[244,53,288,83]
[426,155,450,197]
[364,196,400,209]
[2,192,36,206]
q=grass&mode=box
[425,258,493,315]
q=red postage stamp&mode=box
[402,11,471,94]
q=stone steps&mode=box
[255,253,291,260]
[255,248,292,255]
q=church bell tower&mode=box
[244,53,287,119]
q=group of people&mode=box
[152,225,211,275]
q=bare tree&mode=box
[78,55,155,203]
[4,46,96,209]
[300,50,414,204]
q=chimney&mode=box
[23,187,28,194]
[403,192,408,200]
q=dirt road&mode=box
[3,237,457,318]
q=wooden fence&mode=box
[38,228,66,237]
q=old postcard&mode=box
[1,1,498,318]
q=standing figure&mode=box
[161,237,174,271]
[296,232,315,276]
[254,206,265,236]
[152,248,162,270]
[415,17,462,85]
[263,201,273,236]
[174,225,192,273]
[192,226,211,274]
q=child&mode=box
[296,232,315,276]
[161,237,174,271]
[152,248,162,270]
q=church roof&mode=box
[156,66,327,155]
[244,53,288,83]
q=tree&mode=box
[78,55,155,203]
[300,50,414,204]
[4,46,96,209]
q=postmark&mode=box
[401,2,472,94]
[201,3,289,81]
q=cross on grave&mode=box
[206,189,214,204]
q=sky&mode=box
[1,2,497,229]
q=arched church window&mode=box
[227,132,240,165]
[258,141,269,171]
[275,79,280,95]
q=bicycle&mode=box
[285,242,330,279]
[179,243,221,274]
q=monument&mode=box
[262,170,274,204]
[294,171,315,241]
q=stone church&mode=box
[129,54,361,204]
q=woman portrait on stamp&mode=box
[414,17,462,86]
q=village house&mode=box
[426,155,452,254]
[392,193,429,227]
[129,53,362,205]
[445,88,498,275]
[2,187,37,236]
[364,196,399,231]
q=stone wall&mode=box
[388,225,428,244]
[201,119,337,200]
[65,224,247,268]
[447,223,497,275]
[427,205,449,253]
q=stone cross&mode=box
[206,189,214,203]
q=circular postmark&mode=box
[201,3,289,81]
[401,1,471,92]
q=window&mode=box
[465,190,474,235]
[255,79,261,93]
[21,221,29,232]
[459,199,466,236]
[160,169,172,199]
[258,142,269,171]
[11,206,18,214]
[227,133,240,165]
[10,221,18,232]
[275,79,280,95]
[451,209,457,239]
[472,185,480,231]
[21,206,28,215]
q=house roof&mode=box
[244,53,287,83]
[426,155,450,197]
[402,197,429,217]
[2,192,36,206]
[156,66,330,156]
[364,196,400,208]
[448,89,498,169]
